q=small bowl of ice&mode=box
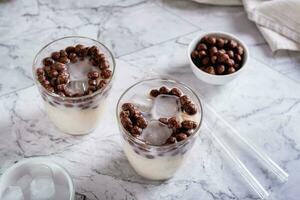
[0,158,75,200]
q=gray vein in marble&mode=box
[118,29,201,59]
[232,98,284,121]
[37,0,149,11]
[276,117,300,168]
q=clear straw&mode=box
[204,122,269,199]
[202,101,289,183]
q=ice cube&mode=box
[16,174,32,189]
[29,164,55,200]
[141,121,172,145]
[152,94,181,119]
[66,58,96,94]
[130,94,153,113]
[16,174,32,199]
[30,176,55,200]
[66,80,89,94]
[68,58,92,81]
[2,186,24,200]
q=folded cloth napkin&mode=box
[192,0,300,52]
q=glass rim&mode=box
[116,77,203,149]
[32,35,116,100]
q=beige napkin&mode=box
[243,0,300,52]
[192,0,300,52]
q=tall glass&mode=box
[116,78,203,180]
[32,36,115,135]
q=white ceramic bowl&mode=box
[0,158,75,200]
[188,32,249,85]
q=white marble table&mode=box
[1,0,300,199]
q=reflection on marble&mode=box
[1,0,300,199]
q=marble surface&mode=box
[0,0,300,199]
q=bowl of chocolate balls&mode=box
[188,32,249,85]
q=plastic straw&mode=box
[204,122,269,199]
[202,101,289,183]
